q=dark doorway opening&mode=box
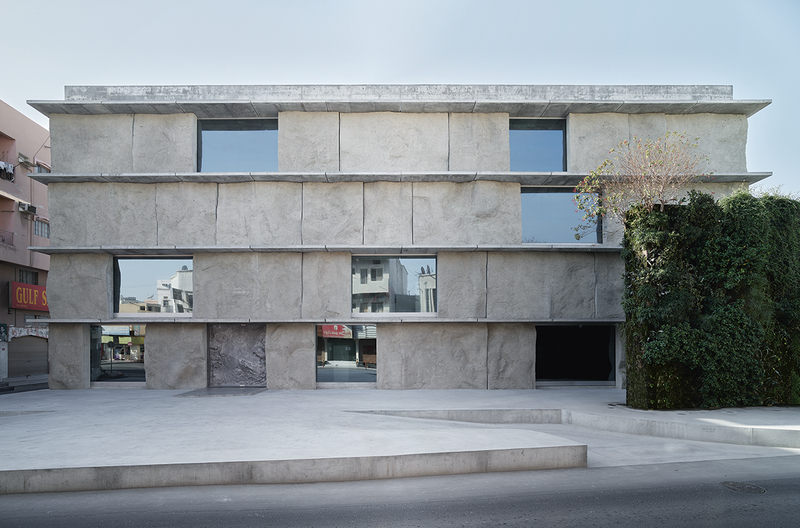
[535,325,615,383]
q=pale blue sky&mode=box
[3,0,798,193]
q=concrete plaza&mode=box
[0,387,798,494]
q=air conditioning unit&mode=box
[19,203,37,215]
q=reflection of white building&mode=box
[156,266,193,313]
[419,273,437,313]
[352,258,408,313]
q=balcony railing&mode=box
[0,228,14,247]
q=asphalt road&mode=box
[2,456,798,527]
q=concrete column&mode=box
[48,324,90,390]
[265,323,316,390]
[145,324,207,390]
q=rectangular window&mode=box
[522,187,600,243]
[34,219,50,238]
[510,119,566,171]
[19,269,39,285]
[352,256,436,315]
[360,269,368,285]
[198,119,278,172]
[114,258,193,316]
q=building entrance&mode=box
[535,325,616,385]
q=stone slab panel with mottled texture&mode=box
[412,181,521,245]
[594,253,625,320]
[378,323,488,389]
[265,323,315,389]
[628,113,667,141]
[567,113,629,173]
[48,183,157,246]
[437,252,487,318]
[156,183,217,246]
[665,114,748,172]
[301,252,351,319]
[548,253,596,320]
[363,182,413,246]
[47,254,112,319]
[302,182,363,245]
[208,323,266,387]
[216,182,302,245]
[132,114,197,172]
[278,112,339,172]
[487,323,537,389]
[193,253,302,320]
[50,114,134,173]
[449,113,510,171]
[340,113,449,172]
[145,324,207,389]
[487,253,551,320]
[47,324,90,389]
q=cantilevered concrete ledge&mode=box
[28,84,771,118]
[29,171,772,186]
[29,243,624,256]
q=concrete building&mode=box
[0,99,51,390]
[27,85,770,391]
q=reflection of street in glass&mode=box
[316,361,376,383]
[98,359,145,382]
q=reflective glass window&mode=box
[199,119,278,172]
[351,256,436,314]
[510,119,566,172]
[114,258,193,315]
[521,188,600,243]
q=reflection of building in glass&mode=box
[419,271,437,313]
[156,266,193,313]
[352,258,408,313]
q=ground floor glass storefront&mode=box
[316,324,377,383]
[90,325,146,382]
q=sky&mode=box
[2,0,798,194]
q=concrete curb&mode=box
[0,446,587,495]
[563,411,800,448]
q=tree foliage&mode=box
[624,190,800,409]
[574,132,712,240]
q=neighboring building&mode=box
[28,85,770,390]
[0,100,51,388]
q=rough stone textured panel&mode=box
[628,113,667,141]
[216,182,302,245]
[594,253,625,320]
[278,112,339,171]
[47,254,112,319]
[487,323,537,389]
[132,114,197,172]
[363,182,413,246]
[156,183,217,246]
[412,181,521,245]
[486,253,597,321]
[378,323,488,389]
[438,252,487,318]
[145,324,207,389]
[50,114,134,173]
[48,183,157,246]
[665,114,748,172]
[301,252,351,319]
[302,182,363,245]
[449,113,511,171]
[265,323,315,389]
[193,253,302,320]
[340,113,449,172]
[567,113,629,173]
[208,323,266,387]
[47,324,90,390]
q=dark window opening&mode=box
[535,325,615,382]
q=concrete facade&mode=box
[29,84,770,391]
